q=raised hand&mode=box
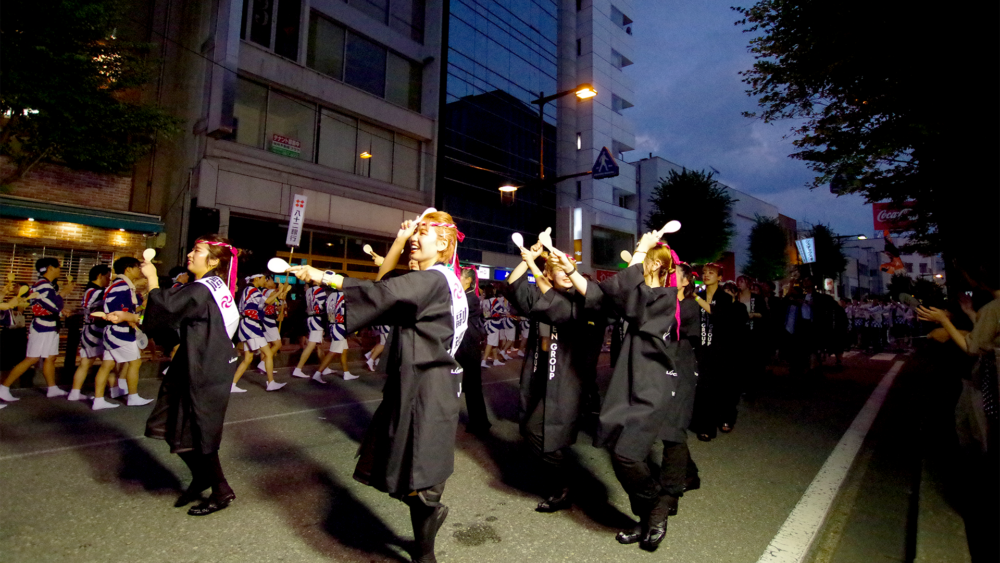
[398,220,419,241]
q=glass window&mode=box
[352,0,388,25]
[592,226,634,269]
[389,0,425,43]
[386,53,422,111]
[307,14,345,79]
[274,0,301,60]
[345,33,387,97]
[265,93,316,160]
[312,231,346,258]
[233,78,268,148]
[356,122,393,182]
[919,263,927,274]
[247,0,274,48]
[317,109,358,172]
[392,134,419,189]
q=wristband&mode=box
[566,267,577,276]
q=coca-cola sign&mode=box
[872,201,916,231]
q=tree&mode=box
[733,1,999,290]
[644,169,735,264]
[1,0,179,186]
[799,224,846,282]
[886,274,913,299]
[744,215,789,281]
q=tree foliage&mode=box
[799,224,846,281]
[0,0,179,185]
[733,1,999,288]
[644,169,735,264]
[886,274,913,300]
[744,215,789,281]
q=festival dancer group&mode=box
[0,207,746,561]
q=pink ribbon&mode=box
[196,239,239,296]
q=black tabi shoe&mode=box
[640,518,668,552]
[720,422,734,433]
[411,504,449,563]
[187,489,235,516]
[697,433,712,442]
[174,482,209,507]
[615,524,644,545]
[535,488,571,513]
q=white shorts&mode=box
[503,327,515,341]
[103,341,140,363]
[379,333,388,345]
[487,331,499,347]
[308,329,325,344]
[243,335,268,351]
[26,329,60,358]
[264,326,280,342]
[79,340,104,359]
[329,339,348,354]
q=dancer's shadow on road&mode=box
[235,428,410,562]
[28,401,180,494]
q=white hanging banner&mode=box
[795,237,817,264]
[286,194,308,247]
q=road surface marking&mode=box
[0,377,522,462]
[870,353,897,361]
[842,351,859,358]
[758,360,905,563]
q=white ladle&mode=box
[267,257,292,274]
[511,232,524,249]
[17,285,29,298]
[143,248,156,261]
[620,250,632,263]
[658,220,681,236]
[362,244,373,256]
[537,227,558,255]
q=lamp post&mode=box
[530,84,597,180]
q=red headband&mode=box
[420,221,465,277]
[196,239,238,295]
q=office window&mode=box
[592,226,634,269]
[577,0,582,11]
[576,181,582,199]
[243,0,302,60]
[389,0,425,43]
[611,94,633,114]
[351,0,388,24]
[904,262,913,273]
[233,78,269,148]
[265,93,315,160]
[386,53,422,111]
[919,263,927,274]
[392,134,420,189]
[345,33,387,97]
[307,14,346,80]
[357,122,393,182]
[576,38,582,56]
[317,109,357,172]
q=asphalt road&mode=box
[0,350,910,563]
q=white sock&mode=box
[481,360,488,368]
[257,361,265,372]
[67,389,82,401]
[366,358,376,371]
[266,380,286,391]
[343,371,359,380]
[365,351,372,360]
[0,385,19,402]
[118,379,128,391]
[109,386,126,399]
[161,366,170,375]
[92,397,120,410]
[311,373,328,384]
[126,394,153,406]
[291,368,309,378]
[47,386,68,398]
[231,383,247,393]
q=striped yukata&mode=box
[102,276,140,363]
[25,277,64,358]
[262,289,281,342]
[79,284,106,359]
[237,285,267,351]
[305,286,327,343]
[326,288,348,353]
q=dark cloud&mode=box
[627,1,874,236]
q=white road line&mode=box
[0,377,523,462]
[758,359,905,563]
[870,353,897,361]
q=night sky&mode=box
[626,1,873,237]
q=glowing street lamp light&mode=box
[359,152,372,159]
[531,84,598,179]
[498,184,518,193]
[574,84,598,99]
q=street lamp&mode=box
[834,234,867,240]
[531,84,597,180]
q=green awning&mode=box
[0,195,163,233]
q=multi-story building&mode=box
[554,0,638,277]
[135,0,446,275]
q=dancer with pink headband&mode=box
[142,234,243,516]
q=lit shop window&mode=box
[241,0,302,61]
[306,12,422,111]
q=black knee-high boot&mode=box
[404,483,448,563]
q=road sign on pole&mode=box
[592,146,620,179]
[286,194,307,247]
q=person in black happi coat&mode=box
[458,267,491,434]
[578,235,704,551]
[690,262,738,440]
[141,234,242,516]
[288,211,468,563]
[506,240,603,513]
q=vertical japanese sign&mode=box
[286,194,307,247]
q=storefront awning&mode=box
[0,195,163,233]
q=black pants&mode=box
[691,347,737,437]
[611,441,695,507]
[178,449,230,497]
[457,346,490,430]
[524,400,567,494]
